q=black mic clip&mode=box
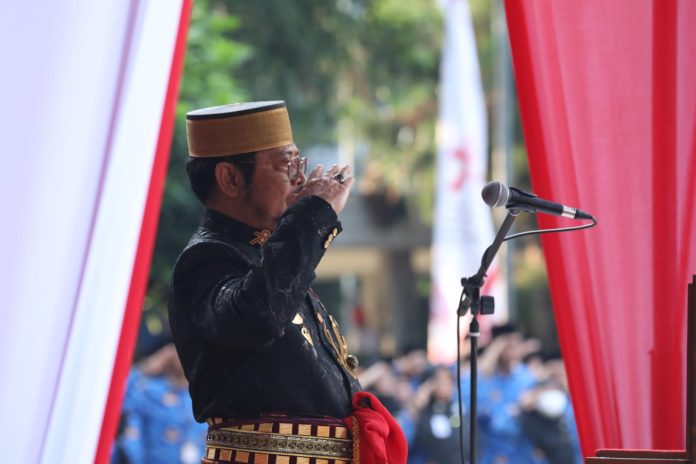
[458,275,496,317]
[506,187,538,214]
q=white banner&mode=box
[429,0,503,363]
[0,0,185,461]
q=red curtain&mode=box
[504,0,696,456]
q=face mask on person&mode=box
[536,389,568,419]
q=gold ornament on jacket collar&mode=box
[249,229,271,246]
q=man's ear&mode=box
[214,162,245,198]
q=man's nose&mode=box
[291,169,307,186]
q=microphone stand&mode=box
[458,210,519,464]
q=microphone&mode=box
[481,181,594,220]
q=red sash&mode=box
[342,392,408,464]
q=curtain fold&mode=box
[505,0,696,455]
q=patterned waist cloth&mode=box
[202,416,355,464]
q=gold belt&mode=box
[203,418,353,464]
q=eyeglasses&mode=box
[223,156,307,182]
[288,156,307,181]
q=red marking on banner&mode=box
[449,146,471,191]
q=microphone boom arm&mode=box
[459,210,519,316]
[457,209,519,464]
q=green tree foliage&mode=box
[145,0,250,321]
[146,0,554,351]
[228,0,443,219]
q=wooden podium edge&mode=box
[587,459,687,464]
[586,275,695,463]
[596,450,686,458]
[688,274,695,460]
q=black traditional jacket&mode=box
[168,196,361,422]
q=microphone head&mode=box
[481,181,509,208]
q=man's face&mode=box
[246,143,305,230]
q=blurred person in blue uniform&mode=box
[408,366,466,464]
[519,356,582,464]
[474,325,547,464]
[112,343,207,464]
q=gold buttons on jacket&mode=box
[323,227,339,249]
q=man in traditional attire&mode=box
[169,101,406,464]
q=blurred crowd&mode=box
[360,324,582,464]
[112,324,581,464]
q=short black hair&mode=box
[185,152,256,204]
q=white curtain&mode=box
[0,0,186,461]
